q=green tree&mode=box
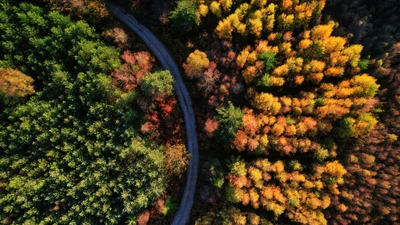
[170,0,198,30]
[0,3,168,224]
[216,101,244,143]
[141,70,174,98]
[258,51,277,72]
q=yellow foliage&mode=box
[296,122,307,135]
[285,125,296,136]
[220,0,233,11]
[279,42,292,54]
[343,44,363,67]
[282,14,295,28]
[303,30,311,39]
[0,68,35,98]
[306,196,322,209]
[236,47,250,68]
[386,133,398,143]
[183,50,210,79]
[282,0,293,10]
[270,161,285,173]
[336,203,348,212]
[216,17,234,39]
[251,0,267,7]
[330,51,349,66]
[236,23,247,34]
[324,36,346,52]
[247,51,258,63]
[210,1,221,17]
[266,201,285,216]
[295,75,305,85]
[350,74,379,97]
[272,123,285,136]
[242,66,259,84]
[324,161,346,177]
[248,17,263,37]
[255,40,269,53]
[336,87,354,98]
[309,60,326,72]
[321,195,331,209]
[252,93,282,115]
[315,180,324,190]
[352,113,378,137]
[328,184,340,195]
[265,15,275,31]
[273,64,290,76]
[249,167,263,183]
[199,4,209,17]
[311,23,334,40]
[309,73,324,83]
[286,57,303,73]
[259,134,269,147]
[324,67,344,77]
[269,76,285,86]
[249,188,260,207]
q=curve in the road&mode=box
[103,2,199,225]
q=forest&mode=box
[0,0,399,225]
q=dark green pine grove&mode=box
[0,2,180,224]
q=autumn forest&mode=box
[0,0,398,225]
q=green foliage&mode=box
[0,3,167,224]
[225,186,243,204]
[315,97,326,107]
[314,147,330,162]
[216,101,244,143]
[209,159,225,188]
[338,117,356,138]
[229,157,247,177]
[162,197,178,215]
[358,59,369,71]
[170,0,198,30]
[258,73,272,87]
[258,51,277,72]
[141,70,174,98]
[288,197,300,207]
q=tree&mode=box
[164,144,189,178]
[216,102,244,143]
[141,70,174,98]
[183,50,210,79]
[258,51,277,72]
[0,3,177,224]
[0,68,34,99]
[170,0,198,30]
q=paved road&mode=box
[104,2,198,225]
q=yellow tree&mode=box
[183,50,210,78]
[0,68,35,98]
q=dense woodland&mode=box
[0,0,399,225]
[0,1,187,224]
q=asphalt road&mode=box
[104,2,199,225]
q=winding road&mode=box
[103,2,199,225]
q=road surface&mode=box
[103,2,199,225]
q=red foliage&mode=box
[204,119,219,137]
[112,50,155,92]
[137,210,150,225]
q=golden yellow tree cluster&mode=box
[226,158,346,224]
